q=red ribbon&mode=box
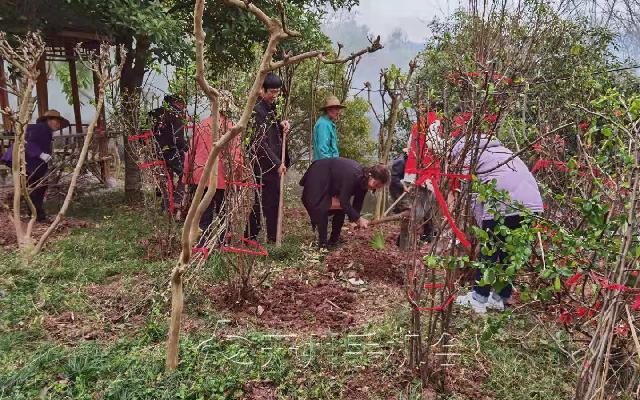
[414,171,472,248]
[417,294,457,312]
[128,130,153,143]
[192,247,210,260]
[221,235,268,256]
[423,283,445,289]
[139,160,166,169]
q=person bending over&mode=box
[300,157,390,248]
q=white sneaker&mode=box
[455,291,487,314]
[486,292,505,311]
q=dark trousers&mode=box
[195,187,225,247]
[27,169,48,221]
[159,150,184,212]
[316,210,346,246]
[473,215,523,298]
[247,170,280,242]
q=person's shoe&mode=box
[486,292,505,311]
[455,291,487,314]
[327,237,344,249]
[36,215,52,224]
[420,233,433,243]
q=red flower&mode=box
[578,122,590,132]
[558,310,574,324]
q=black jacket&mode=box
[299,157,368,223]
[390,155,407,199]
[250,98,290,174]
[149,105,187,153]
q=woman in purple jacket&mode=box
[451,135,544,314]
[1,110,69,222]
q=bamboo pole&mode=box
[275,130,287,247]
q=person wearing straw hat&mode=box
[313,95,345,161]
[1,109,69,222]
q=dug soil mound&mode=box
[0,211,90,248]
[325,223,407,285]
[44,274,153,343]
[208,277,358,334]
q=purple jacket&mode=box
[452,137,543,224]
[1,122,53,176]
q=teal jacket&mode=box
[313,114,339,160]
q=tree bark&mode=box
[118,35,150,202]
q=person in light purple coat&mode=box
[451,135,544,314]
[1,110,69,222]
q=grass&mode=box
[0,190,579,399]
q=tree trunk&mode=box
[118,35,150,202]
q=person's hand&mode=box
[278,163,287,176]
[403,183,412,193]
[39,153,52,162]
[356,217,369,229]
[280,120,291,134]
[330,196,341,210]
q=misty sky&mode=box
[347,0,459,42]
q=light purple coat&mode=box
[452,137,544,224]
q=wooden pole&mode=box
[66,46,83,133]
[0,58,10,130]
[275,130,287,247]
[35,55,48,116]
[93,66,111,184]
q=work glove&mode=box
[39,153,52,162]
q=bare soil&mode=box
[0,211,91,248]
[207,276,358,334]
[43,274,153,343]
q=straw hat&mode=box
[320,95,345,111]
[37,109,70,129]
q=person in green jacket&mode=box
[313,95,345,160]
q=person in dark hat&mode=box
[300,157,390,248]
[246,73,291,243]
[149,94,188,212]
[1,109,69,222]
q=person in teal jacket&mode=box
[313,95,345,160]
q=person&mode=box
[246,73,290,243]
[452,135,544,314]
[182,114,242,247]
[149,94,188,211]
[300,157,390,248]
[313,95,344,160]
[1,110,69,222]
[389,148,436,247]
[393,108,443,249]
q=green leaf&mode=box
[554,276,561,291]
[483,268,496,285]
[370,231,385,250]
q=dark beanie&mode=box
[263,73,283,90]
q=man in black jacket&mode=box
[247,74,291,242]
[300,157,390,248]
[149,94,188,211]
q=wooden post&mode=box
[275,130,287,247]
[66,46,83,133]
[35,55,48,116]
[93,68,111,184]
[0,58,11,130]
